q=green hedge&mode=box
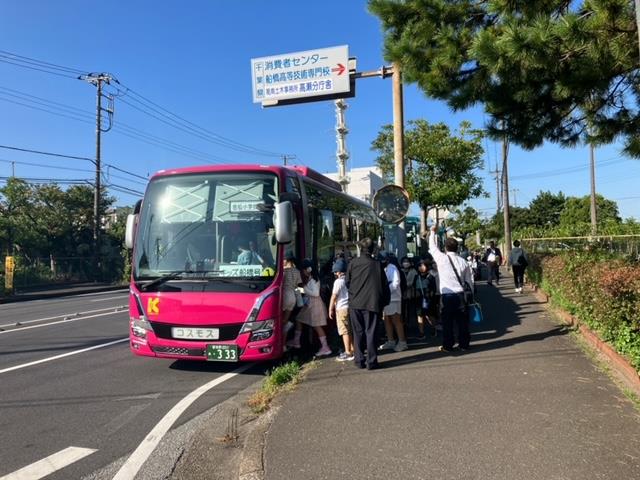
[528,252,640,372]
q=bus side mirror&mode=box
[125,214,138,249]
[273,201,293,244]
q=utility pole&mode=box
[80,73,113,280]
[510,188,519,208]
[11,161,15,177]
[392,62,406,257]
[335,99,349,192]
[502,132,512,263]
[281,154,296,166]
[490,164,501,214]
[589,143,597,235]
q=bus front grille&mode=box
[149,322,243,342]
[152,346,204,356]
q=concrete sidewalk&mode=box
[264,282,640,480]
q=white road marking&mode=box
[74,289,128,297]
[112,363,253,480]
[89,295,128,302]
[0,309,126,335]
[0,338,129,374]
[0,446,97,480]
[0,306,127,329]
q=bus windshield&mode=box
[133,172,279,292]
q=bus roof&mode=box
[150,164,342,192]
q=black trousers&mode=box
[487,261,500,284]
[350,309,380,368]
[441,293,469,350]
[512,265,525,288]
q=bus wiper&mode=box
[140,271,185,291]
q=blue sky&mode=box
[1,0,639,220]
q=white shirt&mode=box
[385,262,402,302]
[303,278,320,297]
[331,276,349,310]
[429,232,474,294]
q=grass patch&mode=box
[247,360,316,414]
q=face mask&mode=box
[402,263,410,268]
[306,267,312,273]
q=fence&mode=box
[520,235,640,260]
[1,254,125,290]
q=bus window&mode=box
[315,209,335,279]
[286,175,301,194]
[333,214,357,261]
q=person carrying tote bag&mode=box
[446,255,483,325]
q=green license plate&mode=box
[206,344,239,362]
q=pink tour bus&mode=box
[124,164,381,362]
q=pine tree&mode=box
[369,0,640,155]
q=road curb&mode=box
[529,284,640,396]
[0,285,128,304]
[238,405,280,480]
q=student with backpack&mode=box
[509,240,528,294]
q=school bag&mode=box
[514,251,528,267]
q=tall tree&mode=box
[560,194,621,227]
[369,0,640,156]
[528,191,567,228]
[449,206,482,245]
[484,206,535,239]
[371,119,486,212]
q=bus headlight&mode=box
[240,319,275,342]
[131,317,152,339]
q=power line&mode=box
[0,144,94,162]
[114,86,289,158]
[0,175,92,183]
[0,87,232,165]
[0,158,94,173]
[105,182,144,196]
[0,144,147,184]
[0,94,97,127]
[510,157,627,181]
[0,49,292,159]
[104,163,147,181]
[0,57,79,79]
[0,50,87,75]
[103,170,147,187]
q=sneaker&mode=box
[394,340,408,352]
[378,340,396,351]
[336,352,354,362]
[315,346,332,357]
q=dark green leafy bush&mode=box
[529,252,640,372]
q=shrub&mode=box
[529,252,640,372]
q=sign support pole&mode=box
[392,62,406,258]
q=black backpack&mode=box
[515,251,528,267]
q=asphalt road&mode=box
[0,291,265,480]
